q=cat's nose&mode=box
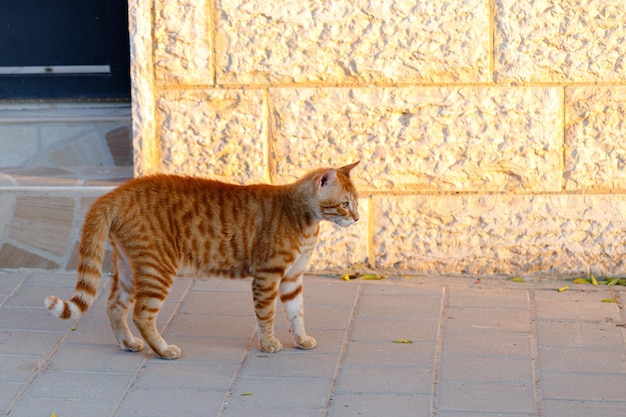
[352,212,359,222]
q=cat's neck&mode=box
[283,173,324,227]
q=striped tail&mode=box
[45,199,115,320]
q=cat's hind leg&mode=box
[280,274,316,350]
[107,238,144,352]
[132,261,180,359]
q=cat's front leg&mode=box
[252,276,282,353]
[280,275,316,350]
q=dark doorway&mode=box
[0,0,130,100]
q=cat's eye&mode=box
[341,201,350,208]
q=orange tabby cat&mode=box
[45,162,359,359]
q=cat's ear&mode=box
[338,160,359,177]
[318,169,338,189]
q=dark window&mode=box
[0,0,130,99]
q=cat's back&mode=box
[111,174,268,202]
[106,174,281,226]
[116,173,238,194]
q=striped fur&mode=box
[45,162,359,359]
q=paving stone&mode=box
[4,285,72,308]
[181,290,253,316]
[445,307,531,333]
[273,304,353,331]
[437,381,536,414]
[536,320,624,348]
[275,328,345,354]
[48,343,145,373]
[161,335,250,363]
[541,372,626,402]
[447,287,529,309]
[134,361,238,390]
[166,313,256,339]
[443,330,531,357]
[357,294,443,320]
[435,413,533,417]
[242,351,338,379]
[230,376,331,409]
[338,366,432,395]
[330,392,431,417]
[0,355,41,383]
[0,382,25,415]
[8,398,117,417]
[1,307,75,332]
[0,272,24,296]
[117,388,225,417]
[542,399,626,417]
[10,196,74,257]
[191,276,252,292]
[361,280,444,297]
[0,244,60,269]
[350,318,439,342]
[538,346,626,374]
[62,319,118,346]
[344,340,436,368]
[2,271,625,416]
[534,291,622,321]
[0,330,65,357]
[439,356,533,383]
[221,404,325,417]
[26,370,132,402]
[20,271,77,287]
[304,277,360,305]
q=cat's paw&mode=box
[120,337,145,352]
[260,338,283,353]
[295,335,317,350]
[157,344,182,360]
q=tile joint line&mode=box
[323,282,365,416]
[430,285,448,417]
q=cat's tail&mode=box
[45,197,116,319]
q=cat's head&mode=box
[314,161,360,227]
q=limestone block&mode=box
[565,86,626,191]
[154,0,213,85]
[495,0,626,82]
[309,198,369,271]
[10,197,75,257]
[217,0,490,84]
[130,0,157,176]
[270,87,562,192]
[156,89,266,183]
[373,194,626,276]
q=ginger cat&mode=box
[45,162,359,359]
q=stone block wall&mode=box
[130,0,626,277]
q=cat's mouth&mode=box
[336,218,356,227]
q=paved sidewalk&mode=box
[1,269,625,417]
